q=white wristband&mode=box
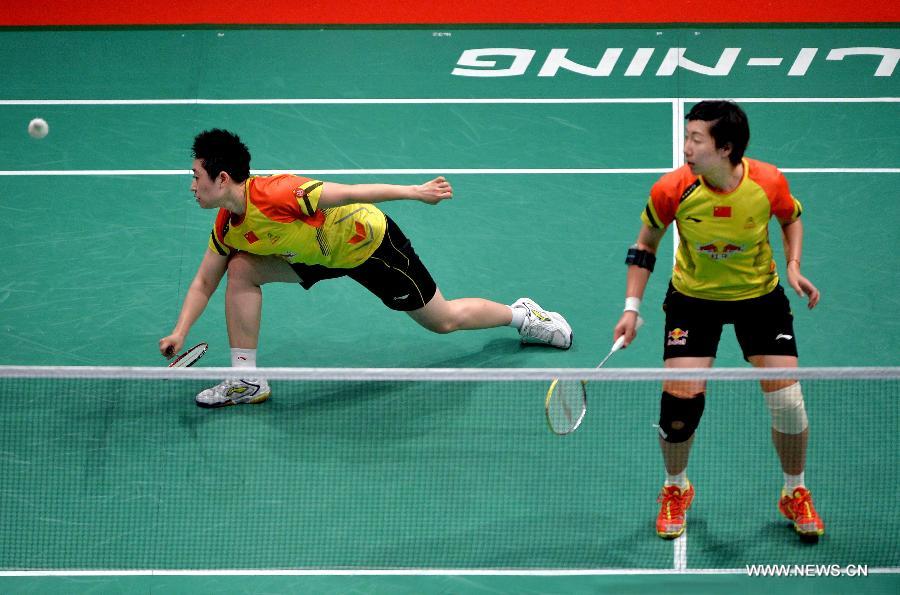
[624,297,641,314]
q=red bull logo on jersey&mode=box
[697,241,744,260]
[667,328,689,346]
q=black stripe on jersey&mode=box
[679,180,702,203]
[644,204,662,229]
[302,181,324,215]
[210,231,228,255]
[315,227,330,256]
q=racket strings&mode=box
[547,381,586,434]
[169,343,208,368]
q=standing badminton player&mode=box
[612,101,824,541]
[160,129,572,408]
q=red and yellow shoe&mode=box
[656,482,694,539]
[778,487,825,538]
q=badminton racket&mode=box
[167,342,208,368]
[545,317,643,435]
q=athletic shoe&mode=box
[512,297,573,349]
[778,487,825,538]
[656,482,695,539]
[195,378,271,408]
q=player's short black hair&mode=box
[685,100,750,165]
[191,129,251,183]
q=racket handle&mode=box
[612,315,644,352]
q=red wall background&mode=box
[3,0,898,26]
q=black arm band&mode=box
[625,246,656,272]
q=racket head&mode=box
[168,342,208,368]
[545,378,587,435]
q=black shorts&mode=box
[662,282,798,361]
[289,216,438,311]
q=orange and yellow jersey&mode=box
[207,174,386,269]
[641,158,802,301]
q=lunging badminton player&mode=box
[612,101,824,541]
[159,129,572,408]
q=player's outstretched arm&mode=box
[318,176,453,208]
[159,249,228,358]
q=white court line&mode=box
[0,168,669,176]
[0,168,896,176]
[674,532,687,571]
[692,97,899,103]
[0,97,897,105]
[1,97,894,176]
[780,168,900,173]
[0,98,674,105]
[0,568,897,577]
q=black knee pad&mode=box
[658,391,705,443]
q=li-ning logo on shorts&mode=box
[667,328,689,346]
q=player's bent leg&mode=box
[225,253,299,349]
[656,390,704,539]
[204,254,296,408]
[407,288,513,333]
[748,355,823,538]
[659,358,711,472]
[655,357,712,538]
[407,291,572,348]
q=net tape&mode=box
[0,366,896,381]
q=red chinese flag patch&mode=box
[244,231,259,244]
[713,206,732,218]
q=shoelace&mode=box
[658,487,687,517]
[525,312,559,340]
[788,490,816,520]
[210,378,249,396]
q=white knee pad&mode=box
[764,382,808,434]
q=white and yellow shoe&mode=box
[195,378,271,408]
[512,297,573,349]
